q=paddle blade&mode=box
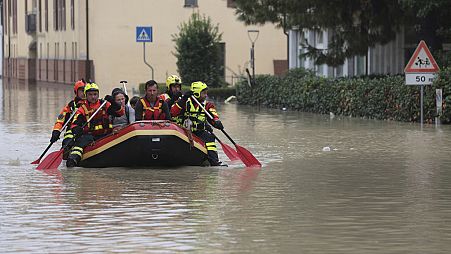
[219,141,240,162]
[30,158,40,164]
[235,144,262,168]
[36,150,64,170]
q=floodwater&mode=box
[1,79,451,253]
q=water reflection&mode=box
[1,78,72,133]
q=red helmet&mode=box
[73,80,85,94]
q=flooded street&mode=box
[1,79,451,253]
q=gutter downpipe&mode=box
[85,0,90,81]
[283,13,289,72]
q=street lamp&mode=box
[247,29,259,79]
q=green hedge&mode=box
[236,68,451,123]
[138,83,236,100]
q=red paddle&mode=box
[191,96,261,168]
[210,132,240,162]
[35,100,108,170]
[31,109,78,164]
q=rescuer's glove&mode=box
[182,91,194,101]
[213,120,224,130]
[50,130,61,143]
[104,95,115,103]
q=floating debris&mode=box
[322,147,331,152]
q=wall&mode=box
[88,0,286,93]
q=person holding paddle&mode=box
[50,80,86,159]
[171,81,224,166]
[66,83,124,168]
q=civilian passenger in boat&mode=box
[134,80,171,121]
[110,88,135,129]
[129,96,140,109]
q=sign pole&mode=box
[143,42,154,80]
[136,26,154,80]
[420,85,424,125]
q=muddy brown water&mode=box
[1,79,451,253]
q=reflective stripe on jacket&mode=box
[53,98,83,131]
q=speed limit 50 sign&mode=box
[405,73,437,85]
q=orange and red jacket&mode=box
[159,93,171,103]
[53,97,84,131]
[135,96,170,121]
[71,99,124,136]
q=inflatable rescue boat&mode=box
[79,121,208,167]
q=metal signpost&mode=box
[436,89,443,125]
[404,40,440,125]
[136,26,154,79]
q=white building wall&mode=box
[289,28,406,78]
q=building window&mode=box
[54,0,58,30]
[336,65,343,77]
[316,30,323,45]
[71,0,74,29]
[184,0,198,7]
[39,0,42,32]
[46,43,49,79]
[45,0,48,31]
[4,0,7,35]
[8,0,11,19]
[355,55,365,76]
[62,0,66,30]
[13,0,17,34]
[227,0,236,8]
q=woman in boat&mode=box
[110,88,135,129]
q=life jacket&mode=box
[184,99,208,132]
[80,100,112,136]
[140,97,166,120]
[53,97,84,131]
[160,93,184,125]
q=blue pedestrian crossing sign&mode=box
[136,26,153,42]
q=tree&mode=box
[173,13,223,87]
[233,0,450,67]
[400,0,451,51]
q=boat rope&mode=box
[183,119,194,149]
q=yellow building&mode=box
[2,0,287,92]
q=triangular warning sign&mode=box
[138,29,149,40]
[404,40,440,73]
